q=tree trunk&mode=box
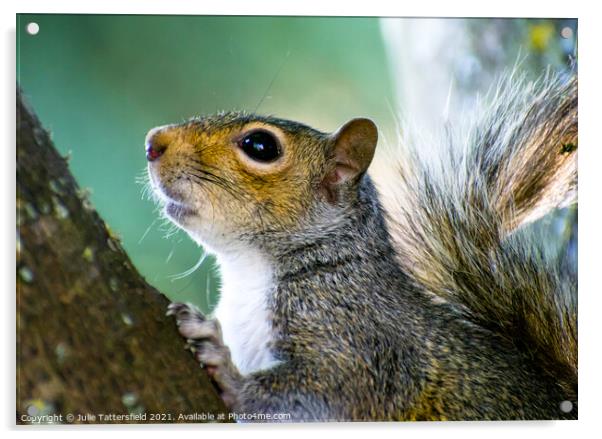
[16,89,230,424]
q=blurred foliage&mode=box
[380,18,577,135]
[529,22,556,52]
[464,18,577,81]
[17,16,577,312]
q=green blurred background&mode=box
[16,15,576,313]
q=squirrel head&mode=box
[146,112,378,253]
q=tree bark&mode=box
[16,89,230,424]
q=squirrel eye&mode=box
[238,130,281,163]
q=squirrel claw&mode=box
[167,302,242,408]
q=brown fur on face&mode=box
[146,113,378,252]
[146,113,332,249]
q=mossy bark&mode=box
[16,89,230,424]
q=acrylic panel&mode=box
[16,14,577,424]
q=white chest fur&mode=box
[213,247,279,375]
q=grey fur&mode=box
[155,72,577,421]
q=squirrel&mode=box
[145,72,577,421]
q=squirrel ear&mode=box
[328,118,378,185]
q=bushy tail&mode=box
[385,72,577,397]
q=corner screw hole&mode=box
[26,22,40,36]
[560,27,573,39]
[559,400,573,413]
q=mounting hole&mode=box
[26,22,40,36]
[559,400,573,413]
[560,27,573,39]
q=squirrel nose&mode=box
[145,127,169,162]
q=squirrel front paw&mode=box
[167,302,243,408]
